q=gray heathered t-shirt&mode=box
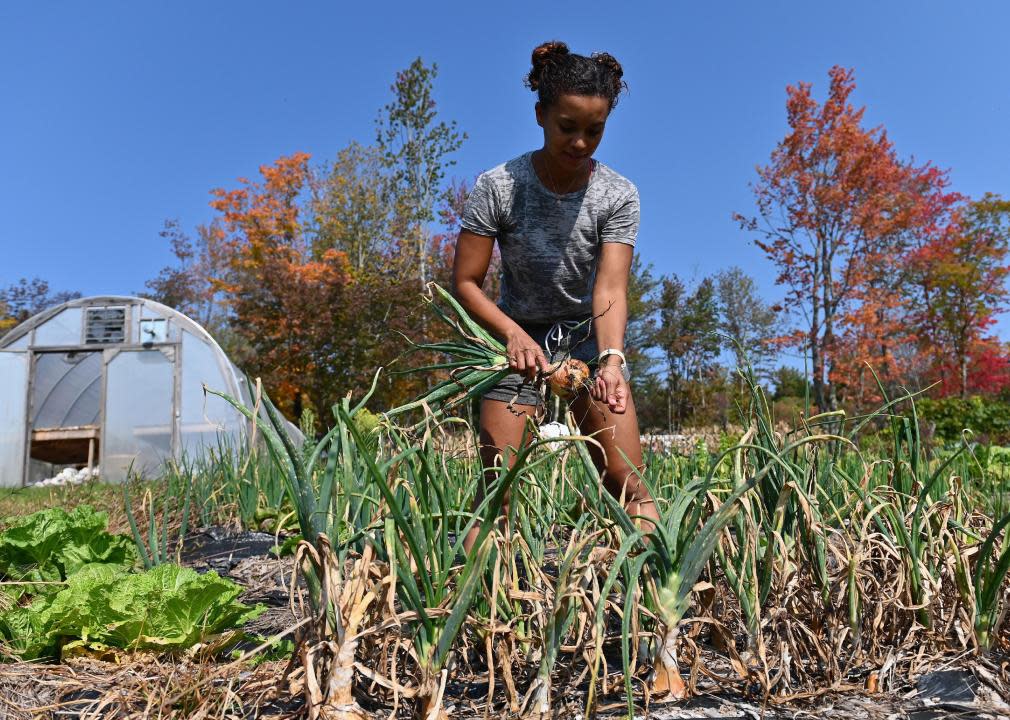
[460,151,640,323]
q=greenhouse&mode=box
[0,296,255,486]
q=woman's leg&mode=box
[570,390,660,533]
[461,397,537,554]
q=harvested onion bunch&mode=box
[385,283,510,419]
[386,283,589,419]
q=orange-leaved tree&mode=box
[736,66,955,411]
[206,152,438,419]
[209,153,354,418]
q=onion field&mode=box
[1,288,1009,718]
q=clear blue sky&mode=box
[2,2,1008,343]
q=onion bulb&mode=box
[547,358,590,399]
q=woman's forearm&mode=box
[592,282,628,365]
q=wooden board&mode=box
[30,426,100,466]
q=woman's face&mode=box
[536,94,610,172]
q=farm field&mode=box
[1,378,1009,720]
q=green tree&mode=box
[310,142,391,272]
[623,256,664,430]
[655,275,721,430]
[770,365,809,400]
[376,58,466,287]
[626,255,661,383]
[714,266,780,377]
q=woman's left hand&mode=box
[592,365,628,414]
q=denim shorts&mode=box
[483,318,597,407]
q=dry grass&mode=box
[0,482,130,533]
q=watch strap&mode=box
[597,349,631,382]
[598,348,627,365]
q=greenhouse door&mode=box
[103,348,175,483]
[26,351,104,485]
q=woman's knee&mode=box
[603,464,651,501]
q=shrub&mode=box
[917,395,1010,444]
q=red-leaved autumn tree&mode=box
[906,193,1010,397]
[831,163,962,405]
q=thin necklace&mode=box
[537,150,593,204]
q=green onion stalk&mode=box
[575,427,844,714]
[207,373,385,612]
[522,518,600,718]
[973,510,1010,651]
[585,467,753,711]
[341,405,575,720]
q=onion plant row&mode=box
[183,289,1010,719]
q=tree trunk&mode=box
[878,301,890,393]
[810,247,826,412]
[821,234,837,411]
[418,224,429,288]
[811,334,824,412]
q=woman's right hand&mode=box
[505,328,549,380]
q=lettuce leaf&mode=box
[0,506,137,586]
[0,506,260,661]
[0,596,54,660]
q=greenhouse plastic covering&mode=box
[0,297,256,486]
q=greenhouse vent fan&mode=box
[84,307,126,344]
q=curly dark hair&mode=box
[524,40,627,109]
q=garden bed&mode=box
[1,521,1008,719]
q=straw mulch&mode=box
[0,656,293,719]
[1,651,1007,719]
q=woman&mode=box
[454,41,659,551]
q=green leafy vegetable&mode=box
[0,597,53,660]
[0,563,263,660]
[0,506,137,586]
[48,563,264,653]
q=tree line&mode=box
[3,62,1008,432]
